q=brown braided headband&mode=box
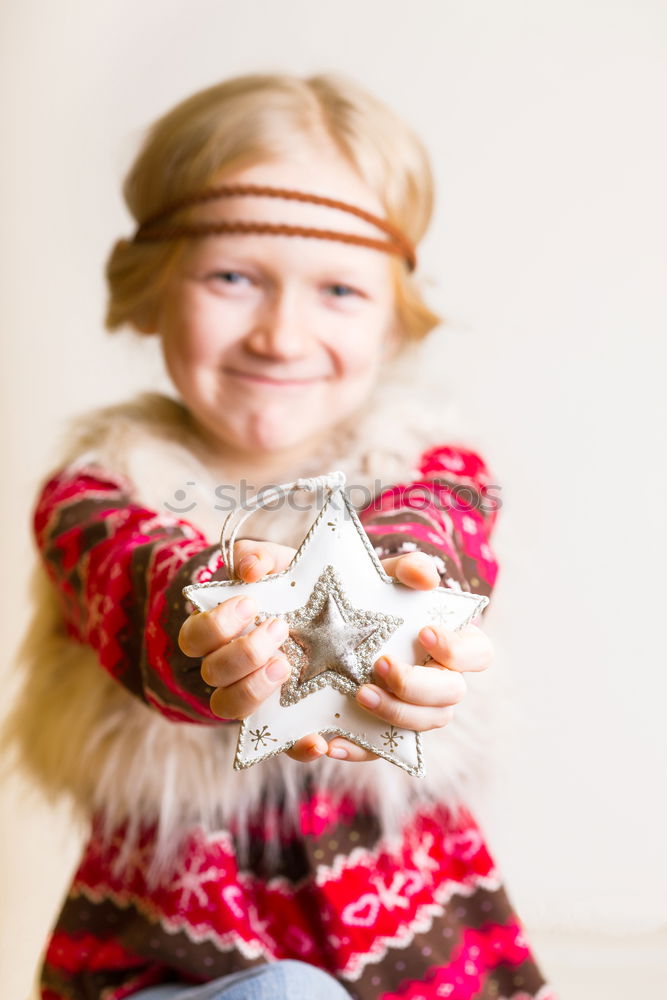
[131,183,417,272]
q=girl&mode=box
[3,73,557,999]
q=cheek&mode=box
[329,328,387,379]
[161,288,226,366]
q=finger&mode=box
[209,654,292,719]
[284,732,329,762]
[373,655,467,706]
[234,540,297,582]
[179,594,258,658]
[201,615,290,687]
[355,679,458,731]
[326,737,379,762]
[380,551,440,590]
[418,622,495,673]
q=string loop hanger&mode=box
[219,470,347,581]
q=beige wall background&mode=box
[1,1,666,997]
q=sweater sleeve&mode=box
[33,462,233,724]
[357,444,500,604]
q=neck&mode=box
[185,419,345,489]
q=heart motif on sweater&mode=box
[342,893,381,927]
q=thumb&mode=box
[234,540,298,581]
[380,551,440,590]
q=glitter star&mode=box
[274,564,403,706]
[290,593,377,684]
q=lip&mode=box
[224,368,324,386]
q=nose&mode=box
[244,284,312,359]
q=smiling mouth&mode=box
[224,368,325,386]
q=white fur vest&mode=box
[2,362,505,883]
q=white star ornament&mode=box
[182,471,488,777]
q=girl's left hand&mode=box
[229,545,494,764]
[320,550,495,763]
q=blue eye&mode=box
[212,270,249,285]
[327,283,359,298]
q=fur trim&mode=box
[1,355,505,885]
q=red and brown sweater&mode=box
[28,433,556,1000]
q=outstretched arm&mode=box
[33,463,232,724]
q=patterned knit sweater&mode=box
[4,389,557,1000]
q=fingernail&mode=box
[329,746,348,759]
[235,597,255,619]
[357,685,380,708]
[238,554,257,575]
[421,627,437,648]
[268,617,288,640]
[375,656,390,676]
[266,658,290,683]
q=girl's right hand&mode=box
[178,539,327,763]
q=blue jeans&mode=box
[130,960,352,999]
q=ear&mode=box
[130,303,161,336]
[132,319,159,336]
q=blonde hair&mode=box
[105,72,442,346]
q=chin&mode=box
[252,427,315,455]
[248,410,328,452]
